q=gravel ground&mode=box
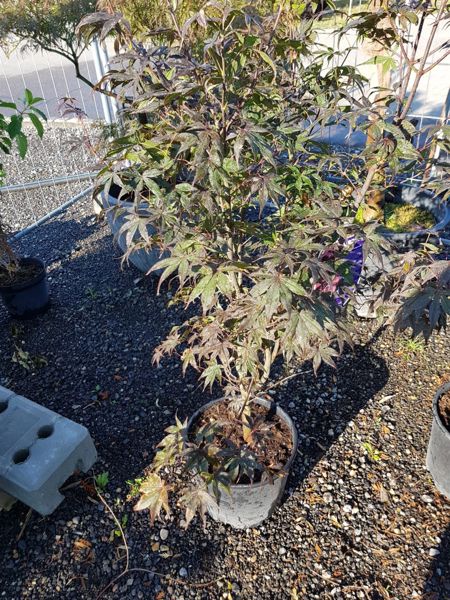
[0,123,98,232]
[0,196,449,600]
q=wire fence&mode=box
[0,6,449,234]
[0,41,109,233]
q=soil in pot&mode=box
[0,257,50,319]
[437,390,450,430]
[382,202,435,233]
[0,260,41,287]
[194,400,293,483]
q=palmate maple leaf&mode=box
[133,473,170,524]
[179,485,218,528]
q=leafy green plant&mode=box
[0,90,46,279]
[362,441,382,462]
[9,323,48,371]
[397,336,425,358]
[85,286,99,300]
[94,0,334,40]
[110,513,128,539]
[95,471,110,491]
[12,345,48,371]
[383,203,435,234]
[78,2,449,526]
[126,477,144,499]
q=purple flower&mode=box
[346,239,364,285]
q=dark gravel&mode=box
[0,196,449,600]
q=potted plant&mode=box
[0,90,49,318]
[345,1,450,243]
[392,257,450,498]
[79,3,449,528]
[427,381,450,499]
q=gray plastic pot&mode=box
[101,189,162,274]
[426,382,450,499]
[187,397,298,529]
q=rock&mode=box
[278,547,286,555]
[179,567,188,578]
[429,548,440,557]
[343,505,352,514]
[323,492,333,504]
[159,528,169,541]
[421,494,433,504]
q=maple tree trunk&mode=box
[362,0,391,221]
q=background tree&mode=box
[0,0,97,90]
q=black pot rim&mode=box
[382,185,450,241]
[0,257,46,293]
[101,190,151,217]
[187,396,299,491]
[432,381,450,441]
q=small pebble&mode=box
[179,567,188,577]
[323,492,333,504]
[421,494,433,504]
[159,528,169,541]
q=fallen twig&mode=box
[94,482,222,599]
[16,508,32,542]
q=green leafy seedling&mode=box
[85,286,98,300]
[398,337,425,359]
[126,477,143,499]
[362,442,382,462]
[112,514,128,539]
[95,471,109,492]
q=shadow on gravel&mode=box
[422,522,450,600]
[11,213,100,262]
[0,213,393,599]
[284,327,390,494]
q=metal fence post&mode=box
[91,38,117,124]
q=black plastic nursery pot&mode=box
[187,397,298,529]
[353,185,450,318]
[426,382,450,499]
[0,257,50,319]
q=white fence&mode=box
[0,8,449,233]
[0,41,116,232]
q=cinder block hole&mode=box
[0,400,8,414]
[37,424,54,439]
[13,449,30,464]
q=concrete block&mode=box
[0,490,16,511]
[0,385,97,515]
